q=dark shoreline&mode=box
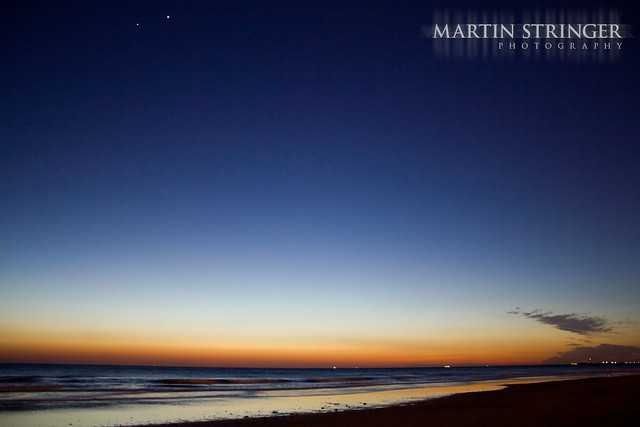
[149,375,640,427]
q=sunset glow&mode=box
[1,0,639,369]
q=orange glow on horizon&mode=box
[0,316,590,368]
[0,335,559,368]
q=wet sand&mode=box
[152,374,640,426]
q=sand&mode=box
[150,374,640,426]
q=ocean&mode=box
[1,363,638,426]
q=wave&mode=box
[303,377,376,383]
[156,378,292,386]
[156,376,381,387]
[0,376,39,384]
[0,385,62,393]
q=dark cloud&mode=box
[544,344,640,364]
[509,308,612,336]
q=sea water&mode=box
[1,363,638,426]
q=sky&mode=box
[1,0,639,367]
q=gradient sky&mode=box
[1,0,639,367]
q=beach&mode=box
[152,375,640,427]
[2,365,640,426]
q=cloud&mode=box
[544,344,640,364]
[509,308,612,336]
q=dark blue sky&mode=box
[1,0,639,366]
